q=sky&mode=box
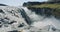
[0,0,48,6]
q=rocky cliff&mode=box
[23,2,60,19]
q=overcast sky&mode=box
[0,0,48,6]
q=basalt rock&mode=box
[27,7,60,19]
[28,7,53,17]
[8,30,20,32]
[0,4,8,6]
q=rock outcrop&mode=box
[0,6,29,32]
[27,7,60,19]
[28,7,53,17]
[23,1,60,19]
[23,1,60,7]
[0,4,8,6]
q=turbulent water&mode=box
[0,6,60,32]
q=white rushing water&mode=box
[0,6,60,32]
[23,7,60,32]
[23,7,60,28]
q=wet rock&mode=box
[18,23,24,27]
[8,21,16,24]
[0,25,2,27]
[8,30,20,32]
[4,17,10,20]
[0,18,4,22]
[28,7,53,17]
[0,22,1,24]
[20,9,32,25]
[0,9,4,13]
[52,27,56,31]
[4,24,8,27]
[3,19,9,24]
[0,4,7,6]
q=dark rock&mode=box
[23,2,43,7]
[0,25,2,27]
[8,30,20,32]
[0,4,7,6]
[0,9,4,13]
[20,9,32,25]
[27,7,60,19]
[8,21,16,24]
[28,7,53,17]
[52,9,60,19]
[23,1,60,7]
[52,27,56,31]
[4,17,9,20]
[0,22,1,24]
[0,18,4,22]
[3,19,9,24]
[18,23,24,27]
[4,24,8,27]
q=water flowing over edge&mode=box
[0,6,60,32]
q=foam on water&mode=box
[23,7,60,30]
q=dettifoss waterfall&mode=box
[0,6,60,32]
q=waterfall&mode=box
[22,7,60,31]
[0,6,60,32]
